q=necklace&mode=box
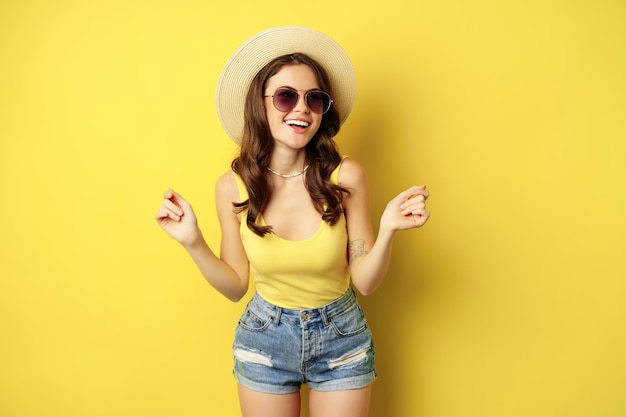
[266,164,309,178]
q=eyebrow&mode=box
[276,86,323,92]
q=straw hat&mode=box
[215,26,356,144]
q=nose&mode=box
[293,93,310,113]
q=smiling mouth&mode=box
[285,119,310,128]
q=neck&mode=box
[267,148,307,178]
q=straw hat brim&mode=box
[215,26,356,144]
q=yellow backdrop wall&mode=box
[1,1,625,416]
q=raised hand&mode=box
[381,185,430,232]
[155,189,202,247]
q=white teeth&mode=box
[286,120,309,127]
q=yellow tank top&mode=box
[233,161,350,309]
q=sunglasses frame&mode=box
[264,87,333,115]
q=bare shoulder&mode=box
[337,157,368,190]
[215,170,240,204]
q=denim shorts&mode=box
[233,288,377,394]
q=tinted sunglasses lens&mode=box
[306,91,331,114]
[273,89,298,112]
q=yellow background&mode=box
[1,0,625,416]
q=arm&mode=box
[340,159,430,295]
[155,172,249,302]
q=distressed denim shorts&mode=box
[233,288,377,394]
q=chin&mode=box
[277,135,314,149]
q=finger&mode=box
[418,209,431,223]
[407,186,429,200]
[162,198,184,216]
[408,194,426,203]
[414,208,429,218]
[400,194,425,211]
[165,189,193,211]
[155,207,181,222]
[401,202,426,216]
[162,189,182,205]
[407,209,430,227]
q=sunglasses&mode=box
[265,87,333,115]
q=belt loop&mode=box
[273,306,282,325]
[320,307,330,326]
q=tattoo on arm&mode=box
[348,239,369,263]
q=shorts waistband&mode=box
[250,288,357,325]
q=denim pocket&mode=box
[328,304,368,337]
[238,307,272,332]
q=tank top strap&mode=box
[330,156,349,185]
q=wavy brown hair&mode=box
[231,53,349,237]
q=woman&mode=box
[155,26,430,417]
